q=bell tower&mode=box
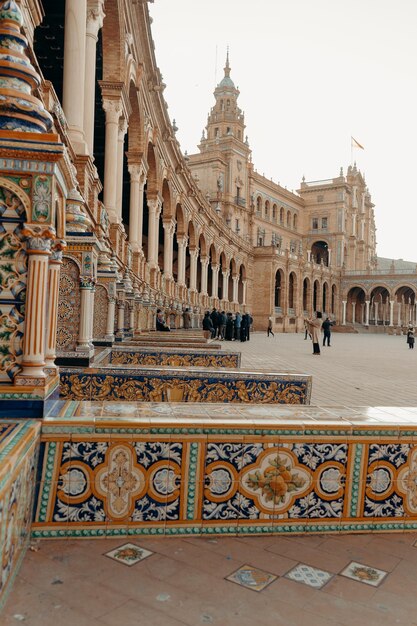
[188,52,251,238]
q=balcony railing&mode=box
[343,268,417,276]
[234,196,246,207]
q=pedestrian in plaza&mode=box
[246,312,253,341]
[322,316,333,347]
[267,316,275,337]
[225,312,234,340]
[183,307,191,330]
[210,308,219,338]
[203,310,215,338]
[304,320,310,340]
[217,310,227,339]
[406,323,415,349]
[156,308,170,332]
[306,311,322,355]
[240,313,248,342]
[234,311,242,341]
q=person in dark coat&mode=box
[218,310,227,339]
[322,316,333,347]
[156,308,170,332]
[210,308,219,338]
[407,323,415,349]
[183,307,191,329]
[240,313,248,342]
[225,312,234,340]
[203,311,215,338]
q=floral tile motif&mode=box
[284,563,333,589]
[340,561,388,587]
[225,564,277,592]
[104,543,153,566]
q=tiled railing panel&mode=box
[32,405,417,538]
[59,368,311,404]
[96,348,241,369]
[0,420,40,609]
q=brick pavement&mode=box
[220,331,417,406]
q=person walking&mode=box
[322,316,333,347]
[210,308,219,338]
[218,310,227,340]
[306,311,322,354]
[240,313,248,342]
[267,316,275,337]
[406,323,415,349]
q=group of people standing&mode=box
[203,309,253,342]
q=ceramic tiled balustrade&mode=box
[0,420,40,610]
[94,347,241,369]
[59,367,311,403]
[30,403,417,540]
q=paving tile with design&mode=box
[339,561,388,587]
[225,564,277,592]
[284,563,333,589]
[104,543,153,566]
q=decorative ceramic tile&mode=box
[226,565,277,591]
[284,563,333,589]
[340,561,388,587]
[56,257,80,351]
[104,543,153,566]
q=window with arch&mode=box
[226,99,230,110]
[287,210,291,227]
[272,204,277,221]
[265,200,270,219]
[293,214,298,230]
[256,196,262,214]
[280,207,284,224]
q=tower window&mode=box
[215,127,219,138]
[312,217,319,230]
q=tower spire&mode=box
[224,47,230,78]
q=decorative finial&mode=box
[339,167,344,177]
[172,119,178,133]
[0,0,53,132]
[224,47,231,77]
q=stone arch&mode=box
[302,277,311,313]
[293,214,298,230]
[0,177,31,216]
[286,210,291,228]
[228,258,237,301]
[274,268,285,309]
[272,203,277,222]
[311,240,329,266]
[127,81,144,154]
[161,178,173,219]
[395,285,416,326]
[57,257,81,352]
[331,283,337,315]
[279,207,284,224]
[145,142,159,197]
[256,196,262,213]
[288,271,297,311]
[347,286,366,324]
[265,200,270,219]
[93,284,109,340]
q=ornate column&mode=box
[45,243,65,371]
[365,300,370,325]
[222,270,230,301]
[189,249,199,291]
[327,248,332,266]
[102,100,122,222]
[116,300,125,338]
[374,302,378,325]
[389,300,394,327]
[162,219,175,279]
[147,197,162,269]
[128,162,143,251]
[77,277,95,351]
[351,301,356,324]
[200,256,209,295]
[242,279,247,306]
[342,300,347,325]
[232,274,239,303]
[211,263,219,298]
[397,301,402,326]
[177,235,187,286]
[105,297,116,342]
[116,117,128,218]
[63,0,87,153]
[18,232,53,380]
[84,0,105,154]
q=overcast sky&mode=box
[149,0,417,262]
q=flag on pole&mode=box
[351,136,364,150]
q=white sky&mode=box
[149,0,417,262]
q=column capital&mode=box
[222,269,230,278]
[86,0,105,37]
[118,116,128,138]
[22,225,55,254]
[102,98,123,123]
[177,234,188,247]
[200,256,209,267]
[189,248,199,259]
[80,276,95,289]
[127,162,142,181]
[162,218,176,234]
[147,196,162,215]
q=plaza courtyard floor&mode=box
[3,332,417,625]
